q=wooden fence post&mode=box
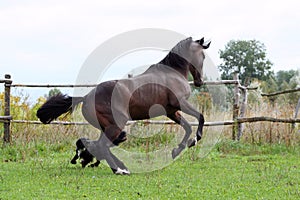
[3,74,12,143]
[237,88,248,140]
[232,72,240,140]
[292,98,300,129]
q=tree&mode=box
[275,69,300,104]
[218,40,273,85]
[44,88,62,99]
[261,76,278,94]
[260,69,300,104]
[275,70,298,90]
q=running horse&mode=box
[37,37,211,175]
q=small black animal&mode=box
[71,132,127,168]
[70,138,100,168]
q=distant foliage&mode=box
[192,91,212,114]
[190,83,232,113]
[260,69,300,104]
[276,70,299,90]
[219,40,273,85]
[44,88,62,99]
[0,92,35,120]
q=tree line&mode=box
[218,39,299,104]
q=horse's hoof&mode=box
[187,138,196,148]
[172,148,181,159]
[114,167,130,175]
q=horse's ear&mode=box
[202,41,211,49]
[195,37,205,45]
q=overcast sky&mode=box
[0,0,299,100]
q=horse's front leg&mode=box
[167,111,192,159]
[180,100,205,148]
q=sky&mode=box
[0,0,299,101]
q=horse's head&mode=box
[188,37,211,87]
[168,37,210,87]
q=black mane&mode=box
[158,37,193,70]
[159,52,189,69]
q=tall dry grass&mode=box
[0,89,299,150]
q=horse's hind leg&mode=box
[100,126,130,175]
[112,131,127,146]
[107,148,130,174]
[104,145,130,175]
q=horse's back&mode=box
[81,64,190,128]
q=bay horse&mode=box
[37,37,211,175]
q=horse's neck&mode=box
[164,64,189,79]
[158,53,190,79]
[144,64,189,80]
[174,65,189,79]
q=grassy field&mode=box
[1,140,299,200]
[1,71,299,199]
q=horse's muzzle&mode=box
[194,80,203,87]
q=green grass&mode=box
[1,141,300,200]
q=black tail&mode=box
[37,94,84,124]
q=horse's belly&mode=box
[129,101,169,120]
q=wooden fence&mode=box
[1,73,299,143]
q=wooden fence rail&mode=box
[261,88,300,97]
[0,119,235,126]
[0,117,299,126]
[1,73,299,143]
[9,80,240,88]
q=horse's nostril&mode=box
[194,80,202,87]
